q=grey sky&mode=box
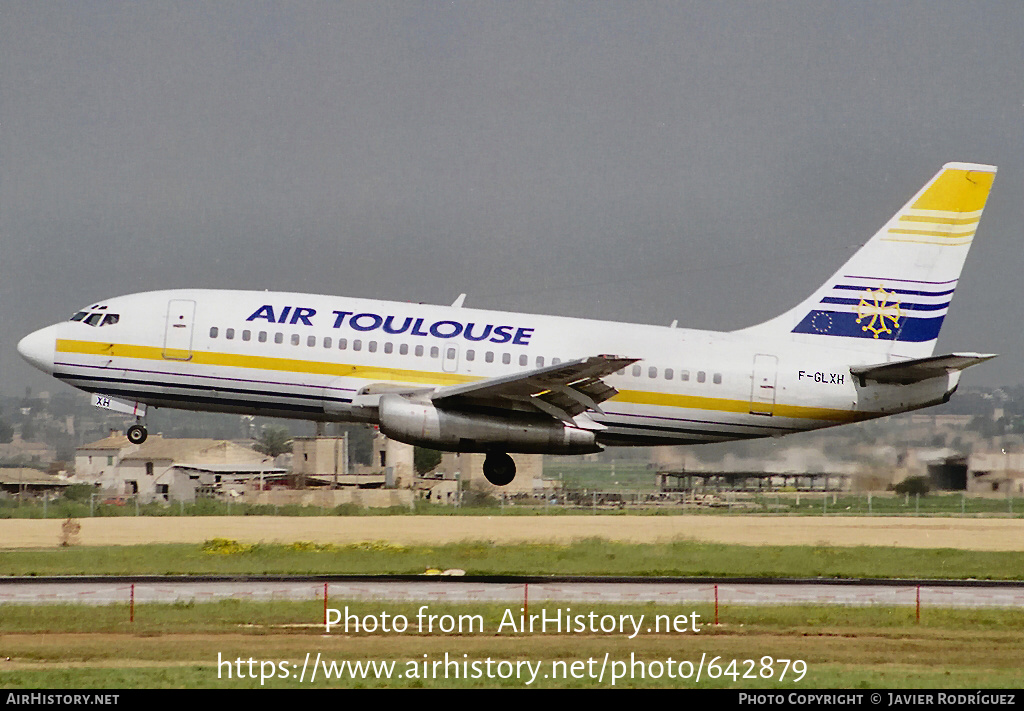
[2,1,1022,395]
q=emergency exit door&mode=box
[442,344,460,373]
[750,354,778,416]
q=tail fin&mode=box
[737,162,997,358]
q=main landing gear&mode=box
[483,452,516,486]
[126,423,148,445]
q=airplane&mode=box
[17,162,997,486]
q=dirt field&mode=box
[2,515,1024,551]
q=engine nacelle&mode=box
[377,393,601,454]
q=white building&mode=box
[75,434,284,502]
[968,451,1024,494]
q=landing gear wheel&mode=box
[483,452,516,486]
[127,424,148,445]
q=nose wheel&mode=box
[126,424,148,445]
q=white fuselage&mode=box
[18,289,959,449]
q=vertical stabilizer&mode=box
[736,162,996,359]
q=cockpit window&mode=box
[71,307,120,327]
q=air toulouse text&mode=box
[245,305,535,346]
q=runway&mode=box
[2,576,1023,608]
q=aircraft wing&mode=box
[850,352,997,385]
[431,354,639,424]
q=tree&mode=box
[414,447,443,475]
[891,476,930,496]
[254,427,292,457]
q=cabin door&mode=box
[163,299,196,361]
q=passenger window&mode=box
[258,331,267,343]
[210,327,219,338]
[665,368,674,379]
[536,356,545,367]
[368,341,377,353]
[632,365,641,377]
[466,350,475,361]
[552,358,561,365]
[447,348,456,360]
[430,346,439,358]
[324,337,332,348]
[502,353,511,365]
[353,340,362,351]
[338,338,347,350]
[291,334,300,346]
[306,335,316,347]
[697,371,706,383]
[713,373,722,385]
[648,367,657,378]
[399,344,409,355]
[485,352,494,363]
[519,354,528,366]
[274,332,283,344]
[681,370,690,381]
[415,345,424,357]
[242,330,251,342]
[384,342,393,354]
[226,328,235,340]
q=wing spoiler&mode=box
[433,354,639,424]
[350,354,639,425]
[849,352,996,386]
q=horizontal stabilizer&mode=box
[850,352,996,385]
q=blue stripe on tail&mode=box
[792,310,945,342]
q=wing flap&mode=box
[850,352,996,385]
[432,354,638,420]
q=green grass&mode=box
[0,600,1021,688]
[2,537,1022,689]
[1,539,1022,580]
[3,599,1023,635]
[4,489,1021,518]
[0,498,420,519]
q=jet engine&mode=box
[377,393,601,455]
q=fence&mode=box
[2,490,1022,518]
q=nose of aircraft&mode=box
[17,325,58,374]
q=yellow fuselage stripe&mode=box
[56,339,862,423]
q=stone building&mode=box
[75,434,283,502]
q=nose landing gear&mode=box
[89,394,149,445]
[126,423,148,445]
